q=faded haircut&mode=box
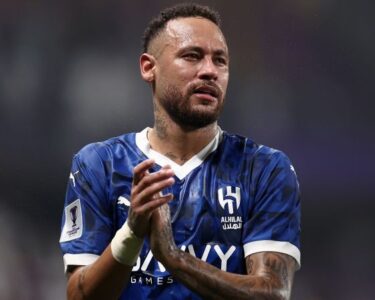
[142,3,221,53]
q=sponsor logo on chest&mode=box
[217,186,242,230]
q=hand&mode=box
[150,203,178,263]
[127,159,175,238]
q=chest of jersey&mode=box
[112,154,251,278]
[61,131,300,299]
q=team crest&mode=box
[217,186,242,230]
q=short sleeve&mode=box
[59,143,114,271]
[242,150,301,266]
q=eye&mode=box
[214,56,228,66]
[182,52,201,61]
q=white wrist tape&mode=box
[111,220,144,266]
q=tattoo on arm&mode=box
[246,252,296,298]
[263,253,289,287]
[78,266,88,299]
[246,257,254,274]
[163,251,297,300]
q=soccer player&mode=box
[60,3,301,300]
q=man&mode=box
[60,3,301,300]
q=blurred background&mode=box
[0,0,374,299]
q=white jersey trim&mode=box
[243,240,301,267]
[63,253,99,272]
[135,127,222,180]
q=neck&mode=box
[149,108,218,165]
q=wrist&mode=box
[157,245,180,268]
[111,220,144,266]
[159,248,187,273]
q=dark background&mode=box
[0,1,374,299]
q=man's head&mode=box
[140,3,229,130]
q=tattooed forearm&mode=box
[152,205,296,299]
[162,251,296,300]
[168,250,245,300]
[77,266,89,299]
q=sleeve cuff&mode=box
[243,240,301,268]
[63,253,100,273]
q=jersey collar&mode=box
[135,127,222,180]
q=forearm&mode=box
[150,198,296,299]
[162,250,291,300]
[67,246,132,300]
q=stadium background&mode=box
[0,1,374,299]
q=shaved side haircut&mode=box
[142,3,221,53]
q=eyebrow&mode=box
[177,46,229,58]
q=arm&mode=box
[66,247,132,300]
[66,160,175,300]
[150,204,297,300]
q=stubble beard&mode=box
[158,84,224,130]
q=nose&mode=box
[197,56,218,81]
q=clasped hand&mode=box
[127,159,177,262]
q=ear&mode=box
[140,53,156,82]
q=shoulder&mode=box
[221,131,290,161]
[73,132,136,165]
[254,144,294,170]
[221,131,296,176]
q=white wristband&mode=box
[111,220,144,266]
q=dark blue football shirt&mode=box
[60,128,301,299]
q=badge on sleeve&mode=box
[60,199,83,242]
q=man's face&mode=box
[151,17,229,129]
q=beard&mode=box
[158,83,224,130]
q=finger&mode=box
[132,159,155,185]
[135,177,175,205]
[132,168,174,196]
[136,168,174,190]
[134,193,174,215]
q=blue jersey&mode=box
[60,128,301,299]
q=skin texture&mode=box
[140,17,229,164]
[66,16,298,300]
[150,204,297,300]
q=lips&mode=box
[193,85,220,99]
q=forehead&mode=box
[159,17,228,54]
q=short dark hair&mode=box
[142,3,221,53]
